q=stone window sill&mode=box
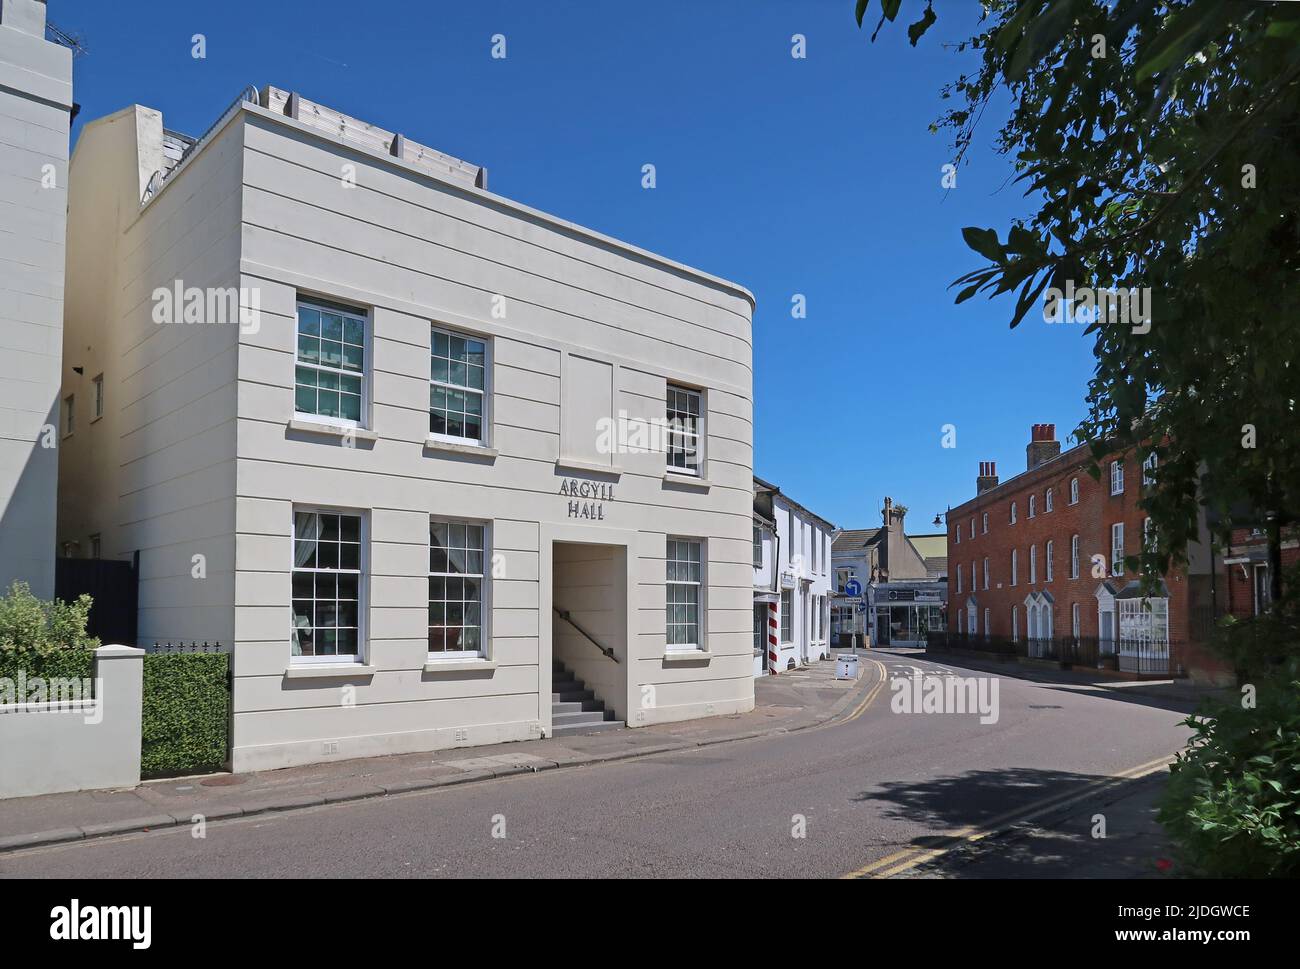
[288,418,378,442]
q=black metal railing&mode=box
[552,607,619,662]
[927,631,1183,677]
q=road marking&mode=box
[841,753,1177,879]
[837,658,889,725]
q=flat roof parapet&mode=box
[259,86,485,191]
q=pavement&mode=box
[922,646,1232,713]
[0,652,874,853]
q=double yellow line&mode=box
[841,753,1177,879]
[834,657,889,726]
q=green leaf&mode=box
[961,226,1005,264]
[908,5,937,46]
[855,0,870,28]
[1135,0,1230,82]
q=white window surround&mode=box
[290,506,367,666]
[1045,540,1054,582]
[1030,545,1037,584]
[955,525,961,545]
[1012,606,1019,642]
[969,517,975,539]
[1112,522,1125,575]
[428,517,490,662]
[780,588,793,643]
[1110,460,1124,495]
[1028,495,1036,518]
[982,512,988,534]
[92,374,104,421]
[1143,452,1158,486]
[1071,534,1080,578]
[983,557,989,590]
[428,325,490,448]
[666,537,705,651]
[1010,502,1018,524]
[1072,603,1081,638]
[1045,488,1053,513]
[1069,478,1079,504]
[294,298,370,430]
[956,564,963,594]
[666,384,703,477]
[1011,548,1018,586]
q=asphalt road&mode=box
[0,649,1192,878]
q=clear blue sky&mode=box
[56,0,1095,534]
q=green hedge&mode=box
[141,653,230,777]
[0,648,94,690]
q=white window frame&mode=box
[1012,606,1019,643]
[429,325,490,447]
[1010,501,1018,524]
[1028,495,1036,518]
[779,588,793,644]
[982,557,989,590]
[1118,597,1169,651]
[1072,603,1081,638]
[1111,522,1125,576]
[983,608,990,636]
[1143,517,1155,554]
[291,506,367,665]
[753,525,763,568]
[956,563,963,594]
[969,517,975,539]
[1045,540,1054,582]
[1030,545,1038,584]
[1143,452,1158,486]
[1110,459,1124,495]
[294,297,370,428]
[665,384,703,477]
[1011,548,1018,586]
[1070,534,1080,578]
[981,512,988,534]
[1069,477,1079,504]
[667,537,705,651]
[91,374,104,421]
[955,523,961,545]
[1044,488,1053,513]
[428,517,490,661]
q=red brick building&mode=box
[1221,525,1299,620]
[945,424,1230,683]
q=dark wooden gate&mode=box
[54,554,138,646]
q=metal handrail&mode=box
[552,606,619,663]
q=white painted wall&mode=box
[0,0,72,597]
[770,498,833,671]
[0,645,144,799]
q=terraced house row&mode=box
[946,423,1231,684]
[51,85,758,770]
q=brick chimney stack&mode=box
[1026,423,1061,471]
[977,461,999,494]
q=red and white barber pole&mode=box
[768,600,780,674]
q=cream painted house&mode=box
[59,86,756,771]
